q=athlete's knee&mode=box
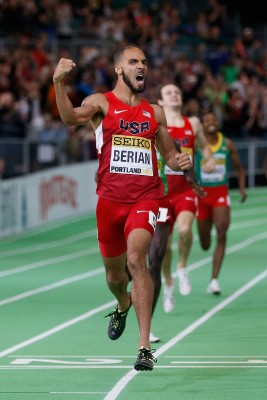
[201,242,210,251]
[148,256,162,278]
[179,227,192,243]
[148,266,161,287]
[106,269,123,285]
[127,250,146,274]
[200,237,211,251]
[216,230,227,244]
[217,224,229,237]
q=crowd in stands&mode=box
[1,0,267,178]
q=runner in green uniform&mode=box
[195,110,247,295]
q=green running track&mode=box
[0,187,266,400]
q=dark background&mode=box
[224,0,264,24]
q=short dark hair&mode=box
[200,109,216,122]
[113,44,141,65]
[157,81,180,100]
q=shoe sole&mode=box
[207,288,221,295]
[163,299,175,313]
[179,285,192,296]
[149,338,160,343]
[134,363,153,371]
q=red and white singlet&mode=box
[165,117,195,195]
[95,92,164,203]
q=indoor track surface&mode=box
[0,187,266,400]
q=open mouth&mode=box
[136,73,144,83]
[208,125,217,132]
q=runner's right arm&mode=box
[53,58,105,126]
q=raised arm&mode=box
[226,138,247,203]
[53,58,105,126]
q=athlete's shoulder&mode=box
[188,115,201,133]
[81,92,107,107]
[81,93,108,126]
[224,135,235,150]
[189,115,201,124]
[150,103,166,124]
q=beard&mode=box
[122,71,145,94]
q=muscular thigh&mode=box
[125,199,159,241]
[96,197,128,257]
[196,185,230,221]
[166,189,197,219]
[97,197,159,258]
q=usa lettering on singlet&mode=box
[110,134,153,176]
[96,91,163,203]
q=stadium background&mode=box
[0,0,267,184]
[0,2,267,399]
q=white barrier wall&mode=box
[0,161,98,238]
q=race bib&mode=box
[157,207,168,222]
[110,135,153,176]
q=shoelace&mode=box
[138,348,157,364]
[105,307,126,329]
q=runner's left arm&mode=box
[226,138,247,203]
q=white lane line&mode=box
[170,360,267,364]
[187,217,267,246]
[104,268,267,400]
[50,393,108,395]
[185,231,267,273]
[0,239,265,391]
[50,393,107,395]
[0,247,99,277]
[228,218,267,230]
[0,187,265,248]
[0,300,116,359]
[1,216,267,277]
[0,230,97,258]
[0,392,108,395]
[0,366,267,370]
[1,204,267,259]
[0,212,95,245]
[165,355,267,358]
[231,206,267,217]
[0,269,104,306]
[1,230,267,307]
[9,355,267,358]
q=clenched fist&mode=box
[175,152,192,171]
[53,58,76,83]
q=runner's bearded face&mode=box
[122,69,146,94]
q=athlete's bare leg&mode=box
[197,217,213,251]
[197,205,230,289]
[176,210,195,270]
[161,233,176,312]
[148,223,170,315]
[103,252,131,312]
[212,206,230,279]
[162,233,173,286]
[162,211,195,287]
[127,228,154,350]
